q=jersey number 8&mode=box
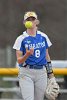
[35,50,40,58]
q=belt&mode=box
[23,64,45,69]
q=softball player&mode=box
[13,11,59,100]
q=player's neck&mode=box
[27,27,37,37]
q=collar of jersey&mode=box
[25,31,37,37]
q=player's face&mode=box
[26,17,37,28]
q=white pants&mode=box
[18,67,47,100]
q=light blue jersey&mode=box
[13,30,52,67]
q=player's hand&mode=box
[26,48,34,57]
[45,77,59,100]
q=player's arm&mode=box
[46,49,54,78]
[45,49,59,100]
[16,48,34,64]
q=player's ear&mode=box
[36,19,40,25]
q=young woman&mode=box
[13,11,59,100]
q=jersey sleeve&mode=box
[45,38,49,49]
[39,31,52,47]
[13,35,23,51]
[45,35,52,47]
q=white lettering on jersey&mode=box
[25,41,45,49]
